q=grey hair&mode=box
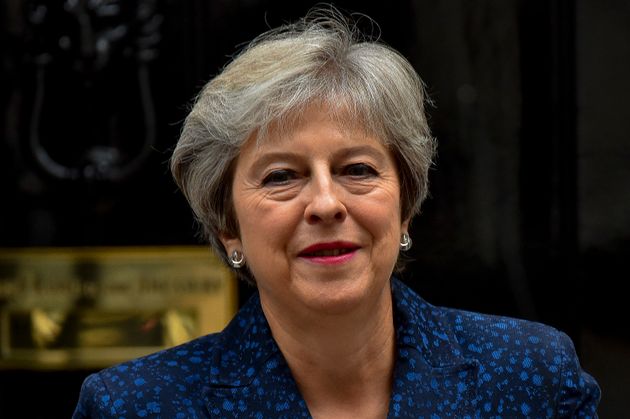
[170,7,436,278]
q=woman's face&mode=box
[221,106,408,317]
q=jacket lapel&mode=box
[388,279,479,417]
[202,293,311,417]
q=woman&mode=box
[73,8,600,418]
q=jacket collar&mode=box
[202,291,311,416]
[203,278,479,417]
[388,278,479,417]
[392,277,471,368]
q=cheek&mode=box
[355,199,402,245]
[237,198,299,257]
[356,184,403,233]
[353,190,404,274]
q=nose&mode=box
[304,171,347,224]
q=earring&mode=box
[229,250,245,268]
[400,233,412,251]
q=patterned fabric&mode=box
[73,278,600,418]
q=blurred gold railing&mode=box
[0,246,237,369]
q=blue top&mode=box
[73,278,600,418]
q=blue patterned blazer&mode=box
[73,278,600,418]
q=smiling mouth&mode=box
[298,242,360,260]
[300,248,356,257]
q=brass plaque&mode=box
[0,247,237,369]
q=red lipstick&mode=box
[298,241,360,265]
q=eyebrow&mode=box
[248,145,387,174]
[248,152,301,176]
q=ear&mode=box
[401,217,411,233]
[219,231,242,254]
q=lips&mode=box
[302,248,354,257]
[298,242,360,264]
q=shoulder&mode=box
[392,278,599,416]
[392,278,570,363]
[72,333,222,418]
[440,306,601,417]
[442,305,566,358]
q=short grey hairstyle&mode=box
[171,8,435,277]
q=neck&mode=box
[260,282,396,418]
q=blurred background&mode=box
[1,0,628,417]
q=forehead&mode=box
[253,102,386,149]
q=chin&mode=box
[294,273,390,316]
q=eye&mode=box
[343,163,378,178]
[262,169,298,186]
